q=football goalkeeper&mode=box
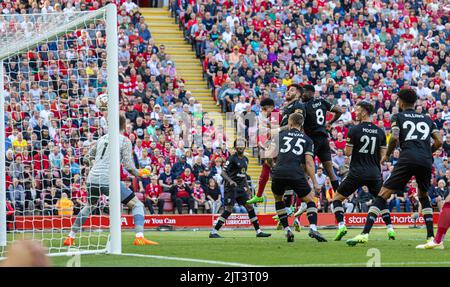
[64,114,157,246]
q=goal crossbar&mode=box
[0,8,108,62]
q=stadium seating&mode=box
[160,192,174,213]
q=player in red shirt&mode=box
[247,98,280,204]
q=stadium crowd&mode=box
[173,0,450,213]
[2,0,450,223]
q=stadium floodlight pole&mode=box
[105,3,121,255]
[0,61,5,248]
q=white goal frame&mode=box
[0,3,121,256]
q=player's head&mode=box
[286,84,302,101]
[234,138,247,156]
[261,98,275,114]
[301,84,315,101]
[397,89,417,110]
[302,84,315,98]
[120,114,126,132]
[288,112,304,130]
[356,100,374,121]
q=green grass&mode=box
[44,228,450,267]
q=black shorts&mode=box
[88,182,135,206]
[383,162,431,192]
[271,178,311,199]
[87,183,109,206]
[224,186,249,207]
[337,173,382,198]
[313,136,332,163]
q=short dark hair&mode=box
[357,100,374,115]
[398,89,418,105]
[289,112,304,127]
[303,84,315,93]
[288,84,303,93]
[261,98,275,108]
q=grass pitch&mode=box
[47,228,450,267]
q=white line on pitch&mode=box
[120,253,259,267]
[277,261,450,267]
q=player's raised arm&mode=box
[344,145,353,157]
[221,166,236,187]
[379,132,388,164]
[379,145,388,164]
[327,103,344,128]
[305,153,320,193]
[121,137,140,177]
[84,141,97,166]
[384,114,400,162]
[344,127,354,157]
[431,128,443,153]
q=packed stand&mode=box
[2,0,234,219]
[171,0,450,213]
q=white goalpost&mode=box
[0,4,121,257]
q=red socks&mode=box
[257,163,271,197]
[435,202,450,244]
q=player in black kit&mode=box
[347,89,443,246]
[301,85,343,193]
[209,139,271,238]
[280,84,305,207]
[280,84,305,127]
[272,84,307,229]
[331,101,395,241]
[272,113,327,243]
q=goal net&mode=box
[0,4,121,257]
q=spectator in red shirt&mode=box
[145,176,164,214]
[181,167,196,188]
[191,181,210,214]
[169,177,194,214]
[334,132,347,150]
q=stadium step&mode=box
[142,7,274,213]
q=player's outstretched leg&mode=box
[210,209,232,238]
[284,191,295,228]
[247,162,270,204]
[347,196,387,246]
[284,193,293,211]
[65,186,102,246]
[419,196,435,241]
[305,201,327,242]
[275,200,294,242]
[272,192,295,230]
[293,201,306,232]
[417,201,450,250]
[65,205,93,246]
[246,205,271,238]
[323,161,340,192]
[120,182,158,245]
[380,209,396,240]
[127,197,159,246]
[332,199,347,241]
